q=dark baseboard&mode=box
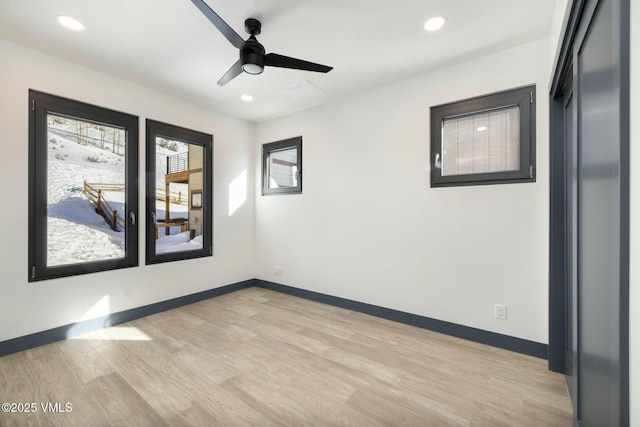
[0,280,253,357]
[0,278,547,360]
[254,279,548,359]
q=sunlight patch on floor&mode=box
[71,326,153,341]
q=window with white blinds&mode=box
[431,85,535,187]
[442,106,520,176]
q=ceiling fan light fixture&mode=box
[56,15,85,31]
[424,16,446,32]
[241,44,265,75]
[242,63,264,75]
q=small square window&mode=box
[262,137,302,195]
[431,85,536,187]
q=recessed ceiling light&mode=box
[424,16,445,32]
[477,126,487,132]
[241,94,253,102]
[56,15,85,31]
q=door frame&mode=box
[549,0,585,375]
[549,0,630,424]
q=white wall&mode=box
[0,39,256,342]
[549,0,570,75]
[255,39,551,343]
[630,1,638,425]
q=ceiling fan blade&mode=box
[265,53,333,73]
[217,60,243,86]
[190,0,244,49]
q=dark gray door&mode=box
[549,0,629,424]
[574,0,629,424]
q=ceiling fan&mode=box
[190,0,333,86]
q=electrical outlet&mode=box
[495,304,507,320]
[124,285,132,299]
[274,266,283,277]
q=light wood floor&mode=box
[0,287,572,426]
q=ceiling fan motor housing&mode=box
[241,36,265,74]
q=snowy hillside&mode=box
[47,118,126,266]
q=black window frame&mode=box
[145,119,213,265]
[262,136,302,196]
[28,90,139,281]
[430,85,536,187]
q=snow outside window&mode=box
[29,90,139,281]
[145,119,213,265]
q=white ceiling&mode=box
[0,0,558,123]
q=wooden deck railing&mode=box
[155,187,188,206]
[83,181,125,231]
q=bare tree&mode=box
[75,120,89,145]
[113,129,124,155]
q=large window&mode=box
[145,119,212,265]
[28,90,138,281]
[262,137,302,195]
[430,85,536,187]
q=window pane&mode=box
[47,114,126,266]
[145,119,212,265]
[268,147,298,189]
[262,137,302,196]
[154,137,204,255]
[30,90,138,281]
[442,106,520,177]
